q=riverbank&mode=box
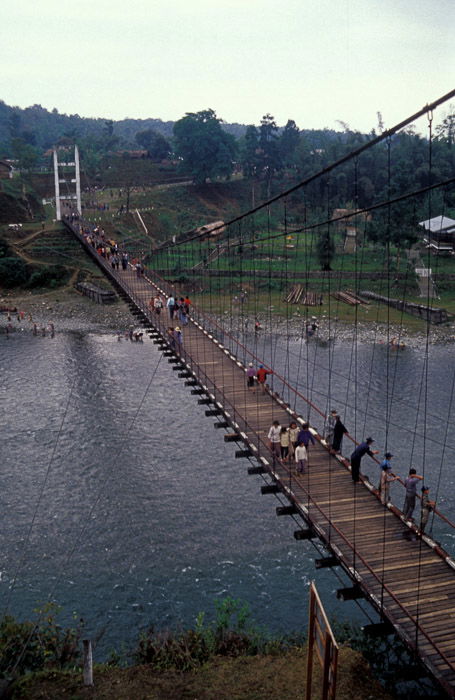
[0,288,134,333]
[2,286,455,347]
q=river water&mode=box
[1,326,454,660]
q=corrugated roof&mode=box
[418,215,455,233]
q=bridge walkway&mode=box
[70,225,455,697]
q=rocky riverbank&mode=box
[2,287,455,347]
[0,287,134,333]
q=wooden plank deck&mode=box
[69,226,455,697]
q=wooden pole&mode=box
[83,639,94,686]
[306,584,316,700]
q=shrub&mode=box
[0,257,29,287]
[0,237,11,257]
[27,264,68,289]
[0,604,82,678]
[133,596,302,671]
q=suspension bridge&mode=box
[59,89,455,696]
[61,218,455,697]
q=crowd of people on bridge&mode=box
[265,408,436,535]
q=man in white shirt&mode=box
[267,420,281,459]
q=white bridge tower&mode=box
[53,145,81,220]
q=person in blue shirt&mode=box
[297,422,315,448]
[378,452,399,504]
[350,437,379,483]
[378,452,393,489]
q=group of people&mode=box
[267,419,315,474]
[2,309,56,338]
[267,408,436,533]
[82,227,133,272]
[165,295,191,325]
[378,453,435,532]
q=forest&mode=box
[0,100,453,214]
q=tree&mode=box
[365,203,418,269]
[316,229,335,271]
[11,137,38,170]
[258,113,282,174]
[280,119,300,167]
[173,109,237,185]
[102,119,119,151]
[241,125,260,178]
[135,128,171,160]
[435,110,455,147]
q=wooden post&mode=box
[306,585,316,700]
[322,632,332,699]
[83,639,94,686]
[306,582,338,700]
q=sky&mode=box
[2,0,454,132]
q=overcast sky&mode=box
[2,0,454,132]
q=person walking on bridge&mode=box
[331,415,347,454]
[153,295,164,316]
[279,426,290,462]
[288,421,299,459]
[256,364,272,393]
[297,422,315,449]
[173,326,182,347]
[350,437,379,483]
[268,420,281,460]
[246,363,256,391]
[324,409,337,446]
[167,296,176,320]
[295,441,308,474]
[420,485,435,532]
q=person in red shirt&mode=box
[256,364,272,393]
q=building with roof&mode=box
[419,215,455,254]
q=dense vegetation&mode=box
[1,99,453,213]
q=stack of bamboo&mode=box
[331,289,369,306]
[285,285,322,305]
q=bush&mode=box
[27,264,68,289]
[134,596,303,671]
[0,237,11,257]
[0,604,82,678]
[0,257,29,287]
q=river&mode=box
[1,326,454,659]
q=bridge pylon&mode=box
[52,144,81,221]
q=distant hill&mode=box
[0,100,345,158]
[0,100,252,155]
